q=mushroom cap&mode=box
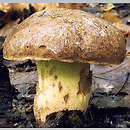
[3,8,126,65]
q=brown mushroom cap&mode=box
[3,8,126,65]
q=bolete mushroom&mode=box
[3,8,126,123]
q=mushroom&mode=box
[3,8,126,123]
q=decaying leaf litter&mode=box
[0,3,130,128]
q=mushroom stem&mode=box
[34,60,92,123]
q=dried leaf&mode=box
[0,3,28,12]
[113,22,130,37]
[45,3,86,10]
[45,3,59,9]
[102,11,130,37]
[0,19,20,37]
[103,3,115,11]
[0,3,86,13]
[0,3,47,12]
[12,3,46,12]
[26,3,46,11]
[126,51,130,56]
[102,12,122,23]
[58,3,86,9]
[0,3,13,12]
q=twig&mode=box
[112,73,129,81]
[93,74,129,83]
[89,105,94,121]
[44,112,65,128]
[98,63,125,75]
[114,72,130,96]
